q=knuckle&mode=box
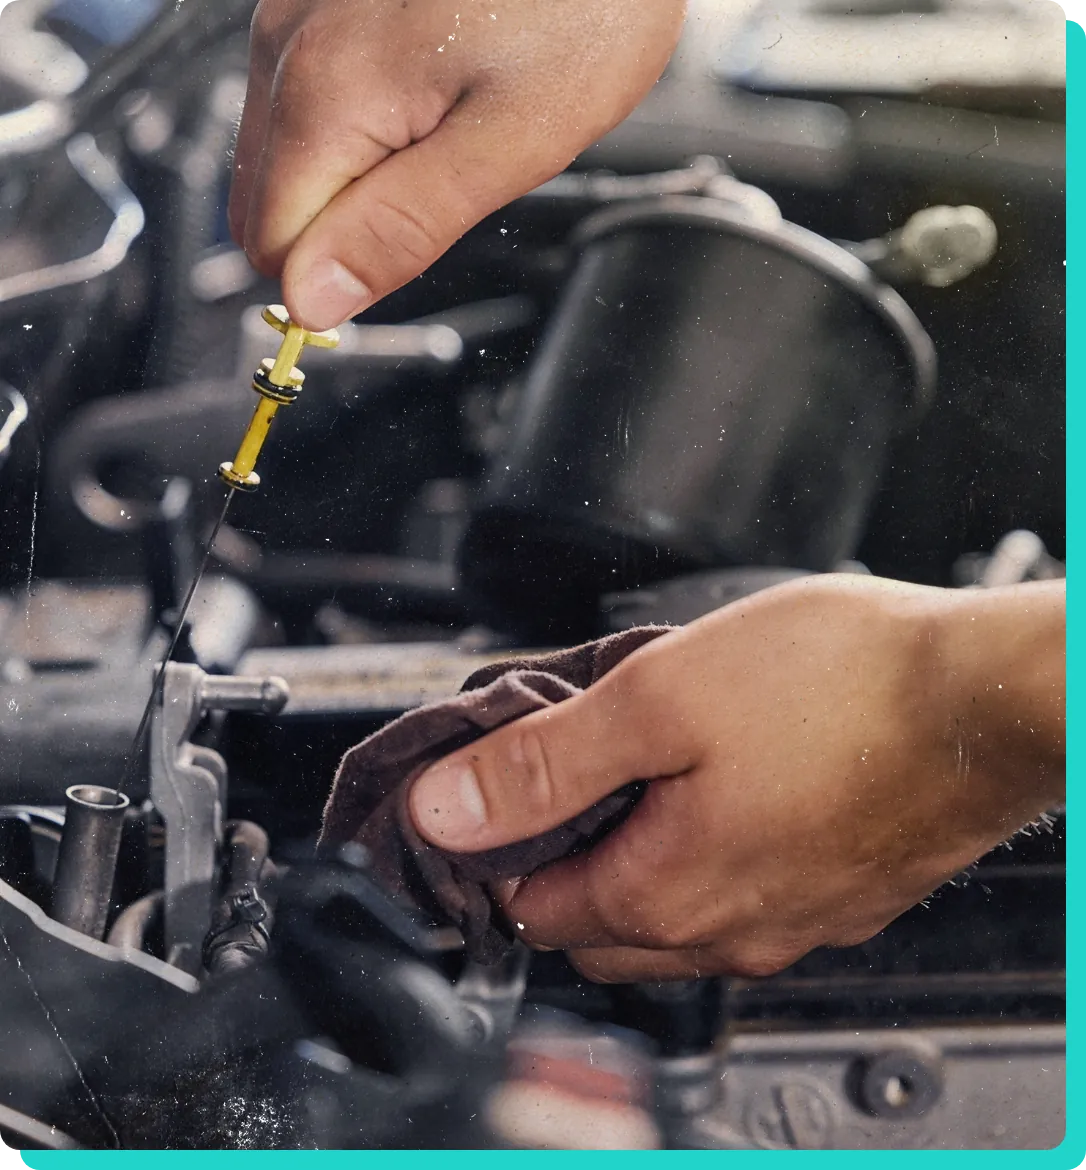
[515,725,558,816]
[728,947,799,980]
[242,221,282,277]
[481,724,557,827]
[601,646,680,732]
[582,858,656,943]
[251,0,294,60]
[640,917,697,950]
[834,921,884,949]
[567,952,618,985]
[362,196,445,268]
[274,32,322,100]
[603,652,653,708]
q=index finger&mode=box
[228,3,284,248]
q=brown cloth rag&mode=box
[317,627,672,964]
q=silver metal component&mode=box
[0,1101,82,1150]
[655,1050,725,1120]
[150,663,288,972]
[50,784,130,940]
[716,0,1065,97]
[527,154,724,201]
[0,98,71,160]
[197,673,290,712]
[953,529,1065,589]
[236,642,543,716]
[851,205,999,289]
[0,0,88,99]
[0,867,197,990]
[687,1024,1064,1150]
[0,134,145,305]
[0,383,28,470]
[981,529,1064,588]
[861,204,999,288]
[455,942,531,1043]
[236,305,463,387]
[703,173,782,229]
[119,487,237,795]
[853,1039,945,1120]
[189,245,260,303]
[894,205,998,287]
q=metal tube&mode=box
[51,784,130,940]
[199,673,289,712]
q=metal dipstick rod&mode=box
[119,306,340,791]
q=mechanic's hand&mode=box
[408,575,1065,983]
[230,0,686,330]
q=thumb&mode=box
[408,664,694,853]
[279,92,578,331]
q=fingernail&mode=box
[293,258,371,329]
[410,761,487,847]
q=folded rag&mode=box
[317,627,671,964]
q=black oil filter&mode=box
[459,195,936,639]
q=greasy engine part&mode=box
[458,193,937,640]
[50,783,129,939]
[149,663,288,973]
[0,841,516,1149]
[201,819,275,978]
[0,813,35,890]
[0,572,263,805]
[615,978,731,1149]
[678,1024,1065,1151]
[107,819,276,964]
[108,850,507,1149]
[0,869,198,1148]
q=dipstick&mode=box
[219,305,340,489]
[119,306,340,791]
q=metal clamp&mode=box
[150,662,287,972]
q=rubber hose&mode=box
[106,889,163,951]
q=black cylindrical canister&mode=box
[51,784,130,940]
[458,195,936,639]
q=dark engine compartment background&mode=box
[0,0,1066,1151]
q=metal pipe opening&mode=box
[51,784,130,940]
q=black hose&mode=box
[201,820,276,978]
[106,889,162,951]
[221,819,271,890]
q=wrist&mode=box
[924,579,1065,815]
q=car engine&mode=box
[0,0,1066,1150]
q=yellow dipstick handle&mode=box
[269,322,310,385]
[228,395,281,483]
[219,305,340,491]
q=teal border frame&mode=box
[10,17,1082,1167]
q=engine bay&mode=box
[0,0,1066,1150]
